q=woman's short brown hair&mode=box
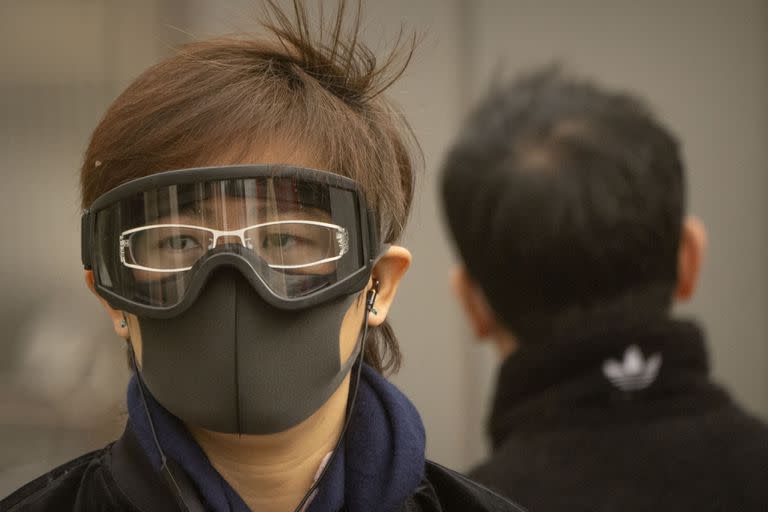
[80,0,418,374]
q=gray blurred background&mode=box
[1,0,767,497]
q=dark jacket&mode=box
[470,319,768,512]
[1,425,523,512]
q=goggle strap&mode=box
[366,208,381,259]
[81,210,93,270]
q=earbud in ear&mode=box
[366,280,380,313]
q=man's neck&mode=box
[189,376,350,512]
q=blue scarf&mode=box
[127,365,426,512]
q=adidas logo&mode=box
[602,345,662,391]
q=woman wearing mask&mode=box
[1,2,523,511]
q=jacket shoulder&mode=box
[1,447,129,512]
[400,460,527,512]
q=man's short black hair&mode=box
[440,67,685,342]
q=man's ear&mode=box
[85,270,129,339]
[450,266,496,339]
[366,246,411,327]
[675,216,708,302]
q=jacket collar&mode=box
[489,318,730,448]
[109,423,187,511]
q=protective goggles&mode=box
[82,165,381,317]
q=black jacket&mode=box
[1,425,525,512]
[470,319,768,512]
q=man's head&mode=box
[440,68,706,351]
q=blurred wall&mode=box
[1,0,766,495]
[0,0,179,493]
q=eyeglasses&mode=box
[120,220,349,273]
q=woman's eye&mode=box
[160,235,201,251]
[262,233,300,250]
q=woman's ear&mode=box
[84,270,130,339]
[450,266,496,339]
[366,246,411,326]
[675,216,708,302]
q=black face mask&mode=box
[136,267,361,435]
